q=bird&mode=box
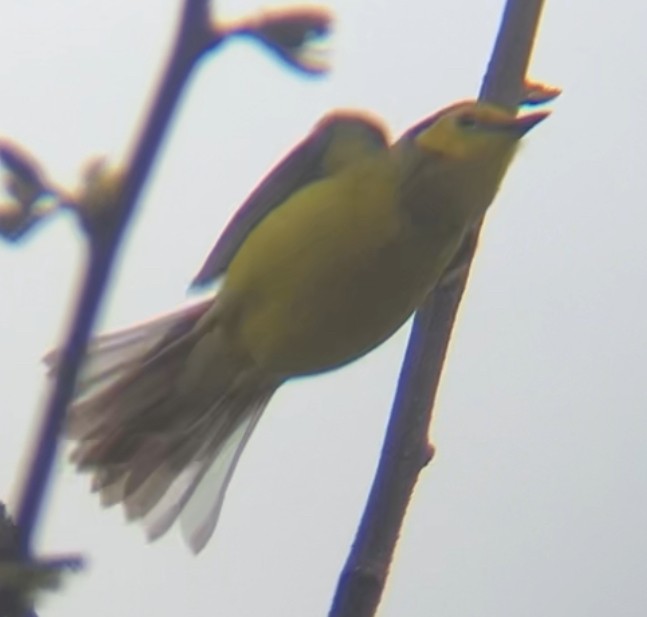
[45,100,549,553]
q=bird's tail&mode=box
[44,298,279,553]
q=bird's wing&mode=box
[190,111,389,289]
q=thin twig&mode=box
[2,3,332,614]
[14,0,216,555]
[328,1,546,616]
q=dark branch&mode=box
[1,4,333,615]
[329,1,546,616]
[14,0,216,555]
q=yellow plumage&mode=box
[45,101,548,553]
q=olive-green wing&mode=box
[190,111,389,289]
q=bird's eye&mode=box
[457,115,478,129]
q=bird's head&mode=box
[407,100,549,164]
[395,100,550,224]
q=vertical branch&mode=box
[329,1,546,616]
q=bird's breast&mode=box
[224,157,464,377]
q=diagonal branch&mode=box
[328,1,546,616]
[1,3,332,614]
[14,0,216,555]
[8,0,333,573]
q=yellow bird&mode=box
[46,101,548,553]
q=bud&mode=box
[0,141,48,209]
[520,79,562,107]
[232,8,333,75]
[74,157,125,238]
[0,503,84,616]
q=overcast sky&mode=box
[1,1,646,616]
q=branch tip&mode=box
[229,7,334,75]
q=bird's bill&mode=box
[490,110,551,136]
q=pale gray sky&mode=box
[1,1,646,616]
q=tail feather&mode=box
[98,474,129,507]
[122,425,217,515]
[141,400,265,551]
[142,462,211,543]
[124,460,182,521]
[134,386,273,550]
[91,465,127,495]
[69,339,195,442]
[122,439,171,500]
[47,297,280,552]
[180,395,269,553]
[44,298,213,403]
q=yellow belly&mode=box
[222,154,462,377]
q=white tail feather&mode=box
[44,297,214,401]
[140,404,263,551]
[46,295,279,552]
[181,400,267,553]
